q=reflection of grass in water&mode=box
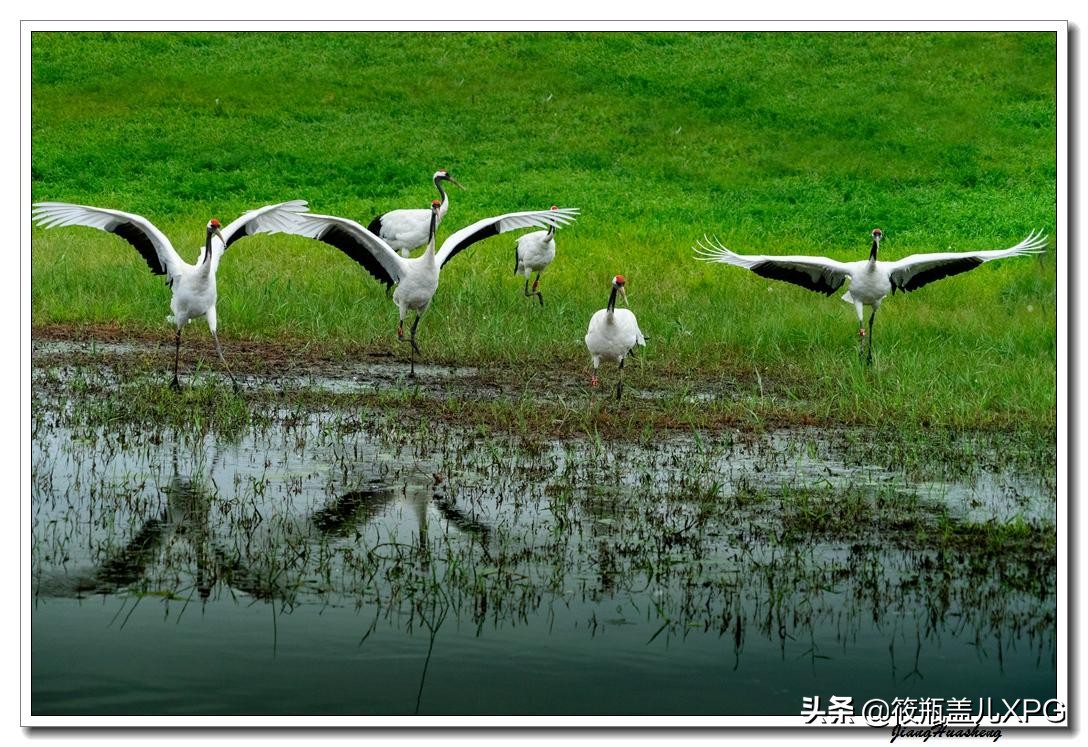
[31,379,1056,674]
[763,484,1054,555]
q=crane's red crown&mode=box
[872,228,883,236]
[431,200,442,207]
[613,275,626,286]
[550,205,558,210]
[209,219,221,228]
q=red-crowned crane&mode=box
[31,200,310,389]
[585,275,646,400]
[694,228,1047,363]
[368,169,464,257]
[284,201,579,375]
[514,205,566,306]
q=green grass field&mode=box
[30,31,1058,430]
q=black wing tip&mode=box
[110,221,167,276]
[316,223,398,288]
[750,260,844,296]
[894,256,984,293]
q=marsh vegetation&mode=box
[31,346,1056,715]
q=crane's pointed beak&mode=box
[620,286,629,307]
[204,225,225,264]
[448,176,464,190]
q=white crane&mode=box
[514,205,565,306]
[694,228,1047,363]
[367,169,464,257]
[585,275,646,400]
[285,200,580,375]
[31,199,310,390]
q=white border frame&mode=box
[18,19,1068,731]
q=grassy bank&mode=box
[30,31,1058,430]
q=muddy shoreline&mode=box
[30,325,1052,435]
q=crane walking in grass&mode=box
[31,199,310,390]
[514,205,565,306]
[585,275,646,400]
[284,200,580,376]
[693,228,1047,364]
[368,169,464,257]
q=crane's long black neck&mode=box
[869,238,880,262]
[546,223,556,239]
[426,210,438,255]
[434,176,448,207]
[202,229,214,266]
[607,286,619,313]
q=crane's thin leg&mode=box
[396,307,421,354]
[590,363,600,388]
[866,309,876,365]
[211,331,240,393]
[854,302,867,360]
[616,357,626,401]
[523,274,544,306]
[171,329,182,391]
[406,313,422,377]
[207,308,238,392]
[532,273,544,307]
[409,314,422,356]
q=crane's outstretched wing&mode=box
[693,236,853,296]
[219,200,311,251]
[436,207,579,269]
[886,230,1048,293]
[282,213,407,289]
[32,202,184,278]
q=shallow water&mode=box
[30,385,1056,717]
